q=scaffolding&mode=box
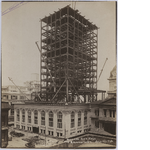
[39,5,105,103]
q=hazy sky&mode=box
[2,1,116,95]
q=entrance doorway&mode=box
[104,123,116,135]
[33,127,39,134]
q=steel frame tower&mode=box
[39,5,104,103]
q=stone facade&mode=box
[14,103,91,138]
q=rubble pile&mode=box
[10,131,24,137]
[22,136,44,148]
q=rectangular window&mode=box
[95,120,99,128]
[41,117,45,125]
[49,118,53,127]
[28,116,31,123]
[84,117,87,125]
[78,118,81,126]
[28,110,31,123]
[71,112,75,128]
[34,116,38,124]
[11,109,14,116]
[57,132,59,137]
[11,95,17,100]
[71,118,74,128]
[41,111,45,125]
[113,110,115,118]
[104,109,107,117]
[3,95,8,100]
[57,119,62,128]
[34,110,38,124]
[95,109,99,116]
[57,112,62,128]
[20,96,25,99]
[84,111,87,125]
[22,115,25,122]
[77,130,82,133]
[78,112,81,126]
[109,110,112,117]
[17,110,20,121]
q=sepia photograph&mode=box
[1,1,117,148]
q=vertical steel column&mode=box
[66,6,69,102]
[54,12,57,94]
[77,13,79,95]
[59,9,61,88]
[96,29,98,101]
[50,14,53,100]
[46,16,48,101]
[73,8,75,102]
[40,20,42,99]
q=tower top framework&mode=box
[39,5,106,103]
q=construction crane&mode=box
[8,77,30,101]
[96,58,108,83]
[8,77,42,101]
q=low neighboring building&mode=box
[2,85,31,125]
[1,101,11,148]
[90,65,117,135]
[99,96,116,134]
[90,97,116,135]
[2,85,30,101]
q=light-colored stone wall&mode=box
[14,104,90,138]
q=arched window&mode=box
[41,110,45,125]
[28,110,31,123]
[22,109,25,122]
[78,111,81,126]
[17,109,20,121]
[71,111,75,128]
[57,111,62,128]
[49,111,53,127]
[84,111,87,125]
[34,110,38,124]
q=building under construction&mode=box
[13,5,115,140]
[39,5,105,103]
